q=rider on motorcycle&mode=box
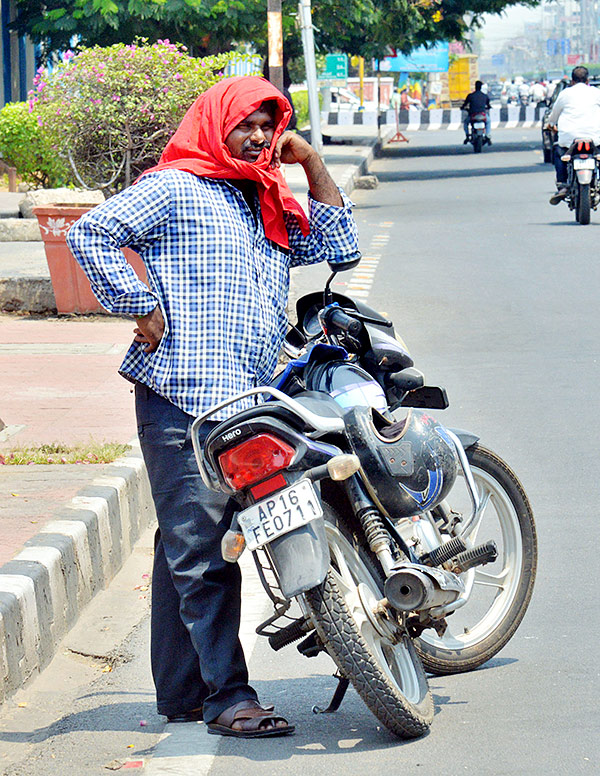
[545,66,600,204]
[461,81,492,145]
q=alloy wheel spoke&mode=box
[473,566,509,590]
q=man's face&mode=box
[225,102,276,163]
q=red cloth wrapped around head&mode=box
[142,76,309,248]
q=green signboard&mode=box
[320,54,348,80]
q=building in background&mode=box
[479,1,600,78]
[1,0,37,106]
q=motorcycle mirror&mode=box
[324,272,335,305]
[327,258,361,273]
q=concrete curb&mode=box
[0,443,156,705]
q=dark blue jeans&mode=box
[135,383,258,722]
[553,144,568,185]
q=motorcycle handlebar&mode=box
[325,307,362,335]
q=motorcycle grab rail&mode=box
[191,386,345,490]
[444,429,481,540]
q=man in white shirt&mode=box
[545,66,600,204]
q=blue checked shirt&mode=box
[67,170,360,419]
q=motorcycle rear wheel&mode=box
[473,134,483,153]
[416,444,537,675]
[303,505,433,738]
[576,183,591,224]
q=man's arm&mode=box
[271,132,342,206]
[546,92,565,126]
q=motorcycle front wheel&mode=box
[303,504,433,738]
[576,182,591,224]
[416,444,537,675]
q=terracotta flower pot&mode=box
[34,204,148,315]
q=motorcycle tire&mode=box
[576,183,591,225]
[543,147,553,164]
[303,504,433,739]
[416,444,537,675]
[473,134,483,153]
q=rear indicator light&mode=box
[218,434,295,490]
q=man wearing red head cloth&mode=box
[68,76,360,738]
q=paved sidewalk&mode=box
[0,124,387,706]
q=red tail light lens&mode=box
[218,434,295,490]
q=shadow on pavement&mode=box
[381,141,540,158]
[376,164,549,182]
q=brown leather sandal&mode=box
[207,699,295,738]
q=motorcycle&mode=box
[191,262,537,739]
[466,111,490,153]
[559,137,600,224]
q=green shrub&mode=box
[291,89,322,129]
[0,101,72,188]
[29,40,250,195]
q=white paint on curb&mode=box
[69,496,113,583]
[0,575,40,683]
[96,474,133,559]
[15,546,66,642]
[39,520,94,609]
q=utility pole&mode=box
[267,0,284,93]
[298,0,323,154]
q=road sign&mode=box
[320,54,348,80]
[377,43,449,73]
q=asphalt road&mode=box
[2,127,598,775]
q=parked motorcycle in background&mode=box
[192,262,538,739]
[466,112,490,153]
[559,138,600,224]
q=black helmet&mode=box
[344,407,458,518]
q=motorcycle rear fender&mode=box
[263,512,329,598]
[576,170,593,184]
[448,428,479,451]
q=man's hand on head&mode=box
[133,306,165,353]
[271,131,342,207]
[271,131,317,168]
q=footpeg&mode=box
[267,616,311,651]
[297,631,324,658]
[452,540,498,573]
[419,536,467,567]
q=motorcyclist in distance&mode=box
[545,66,600,204]
[461,80,492,145]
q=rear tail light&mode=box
[218,434,295,490]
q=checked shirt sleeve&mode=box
[286,189,361,268]
[66,175,171,317]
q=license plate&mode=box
[238,480,323,551]
[574,158,595,170]
[473,122,485,129]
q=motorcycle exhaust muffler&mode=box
[384,563,464,612]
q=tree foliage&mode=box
[13,0,542,63]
